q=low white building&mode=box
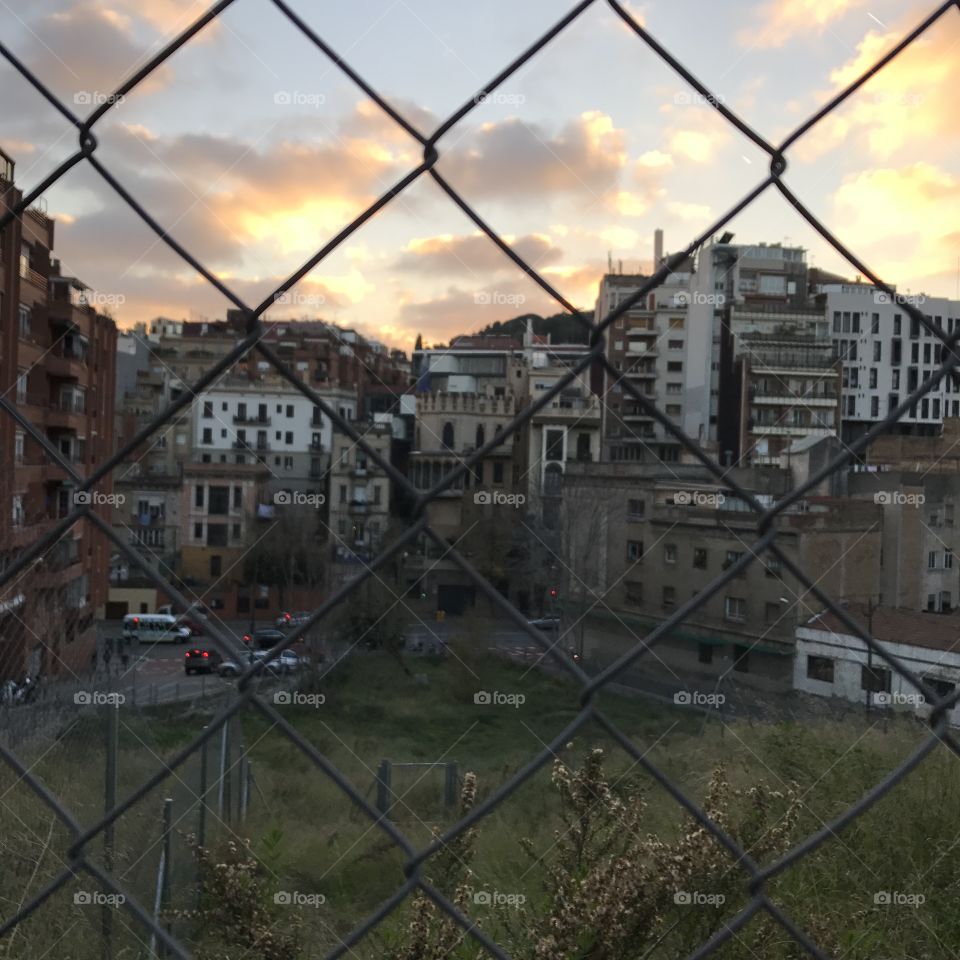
[795,607,960,726]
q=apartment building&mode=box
[562,460,882,690]
[179,461,270,587]
[327,421,393,566]
[821,282,960,444]
[0,150,117,679]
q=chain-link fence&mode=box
[2,1,959,957]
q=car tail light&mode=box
[243,635,251,643]
[202,651,209,658]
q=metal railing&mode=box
[1,2,960,959]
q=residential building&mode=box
[795,606,960,726]
[821,282,960,444]
[327,421,393,567]
[0,149,117,679]
[562,460,883,690]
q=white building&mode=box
[821,283,960,444]
[795,606,960,726]
[192,377,357,493]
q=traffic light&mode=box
[549,587,558,600]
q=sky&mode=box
[2,0,959,350]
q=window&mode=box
[284,431,293,444]
[492,461,504,484]
[861,665,891,694]
[193,521,203,540]
[208,486,229,515]
[475,424,485,448]
[545,429,564,461]
[667,361,683,372]
[624,581,643,606]
[233,486,242,510]
[286,404,294,418]
[725,596,746,621]
[946,549,954,570]
[669,339,683,350]
[871,397,879,418]
[662,585,676,608]
[806,655,834,683]
[929,551,938,569]
[697,643,713,665]
[765,557,782,579]
[693,548,707,569]
[339,484,347,504]
[626,540,643,562]
[871,313,880,334]
[666,383,682,394]
[765,601,782,623]
[627,498,645,520]
[203,401,213,418]
[194,485,204,508]
[733,645,750,673]
[15,369,27,404]
[664,544,677,564]
[723,550,744,571]
[869,368,878,389]
[926,676,956,699]
[202,427,212,444]
[206,524,227,547]
[209,555,222,577]
[441,422,455,450]
[17,303,30,338]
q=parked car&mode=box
[242,628,286,650]
[219,650,289,677]
[184,647,223,675]
[275,611,312,629]
[176,616,204,636]
[277,650,305,673]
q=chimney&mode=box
[654,228,664,269]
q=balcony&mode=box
[46,352,86,380]
[310,439,323,451]
[348,499,369,514]
[232,440,271,452]
[233,414,271,426]
[622,409,656,422]
[622,366,657,379]
[19,264,47,292]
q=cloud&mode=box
[832,162,959,288]
[668,128,725,164]
[794,19,960,164]
[441,111,627,205]
[738,0,867,49]
[395,231,563,277]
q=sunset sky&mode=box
[3,0,958,350]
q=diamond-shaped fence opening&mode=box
[1,1,959,957]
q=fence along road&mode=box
[2,1,960,957]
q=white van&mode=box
[123,614,191,644]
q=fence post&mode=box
[444,762,458,808]
[376,759,391,817]
[218,721,230,822]
[198,729,208,850]
[102,703,119,960]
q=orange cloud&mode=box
[738,0,867,48]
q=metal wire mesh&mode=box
[2,1,960,957]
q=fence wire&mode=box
[1,1,960,957]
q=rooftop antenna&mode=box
[618,259,622,274]
[607,250,613,272]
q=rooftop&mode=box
[805,605,960,654]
